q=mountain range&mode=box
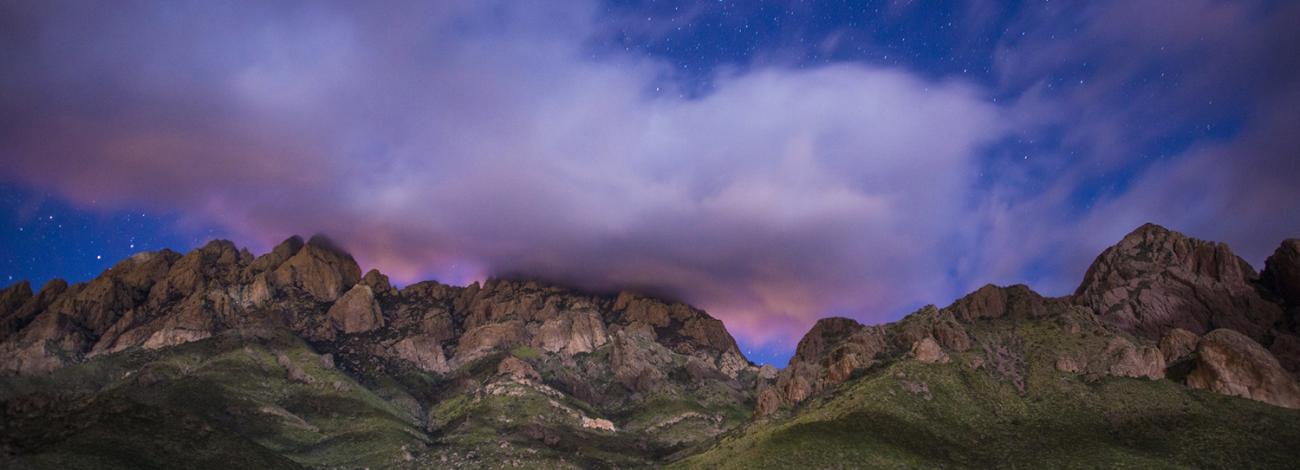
[2,223,1300,468]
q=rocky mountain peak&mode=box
[248,235,305,273]
[791,317,865,365]
[0,234,755,388]
[756,223,1300,417]
[269,234,362,301]
[1073,223,1282,341]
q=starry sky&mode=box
[2,0,1298,365]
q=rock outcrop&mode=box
[533,310,608,355]
[391,334,449,373]
[1104,336,1166,380]
[911,337,950,364]
[270,235,361,302]
[1074,223,1282,342]
[1158,328,1200,364]
[497,356,541,381]
[8,222,1300,429]
[327,284,384,334]
[0,234,753,394]
[1186,329,1300,409]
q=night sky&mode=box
[2,1,1298,365]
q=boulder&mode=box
[1158,328,1199,364]
[755,386,782,417]
[580,417,616,432]
[361,269,398,297]
[932,316,971,352]
[392,334,449,374]
[911,337,950,364]
[327,285,384,334]
[781,374,811,403]
[1055,356,1084,373]
[1186,329,1300,409]
[1105,337,1165,380]
[497,356,540,381]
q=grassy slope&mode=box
[1,332,424,469]
[10,312,1298,469]
[1,332,748,469]
[674,316,1300,469]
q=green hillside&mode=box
[674,316,1300,469]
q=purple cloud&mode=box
[0,1,1007,349]
[1,0,1297,358]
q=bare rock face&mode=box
[497,356,540,381]
[1074,223,1282,342]
[948,284,1009,321]
[271,235,362,302]
[1055,355,1085,373]
[392,334,449,374]
[932,314,971,352]
[608,329,676,393]
[361,269,398,298]
[781,374,811,403]
[1158,328,1200,364]
[911,337,950,364]
[790,317,866,365]
[533,310,608,355]
[327,285,384,334]
[248,236,304,274]
[947,284,1048,322]
[754,386,782,417]
[580,417,616,432]
[1104,336,1166,380]
[457,321,526,364]
[614,292,676,328]
[770,317,889,409]
[1186,329,1300,409]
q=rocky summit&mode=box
[4,224,1300,469]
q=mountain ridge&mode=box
[3,223,1300,468]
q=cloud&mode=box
[3,0,1296,361]
[0,0,1007,350]
[968,0,1300,291]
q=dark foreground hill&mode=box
[3,224,1300,468]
